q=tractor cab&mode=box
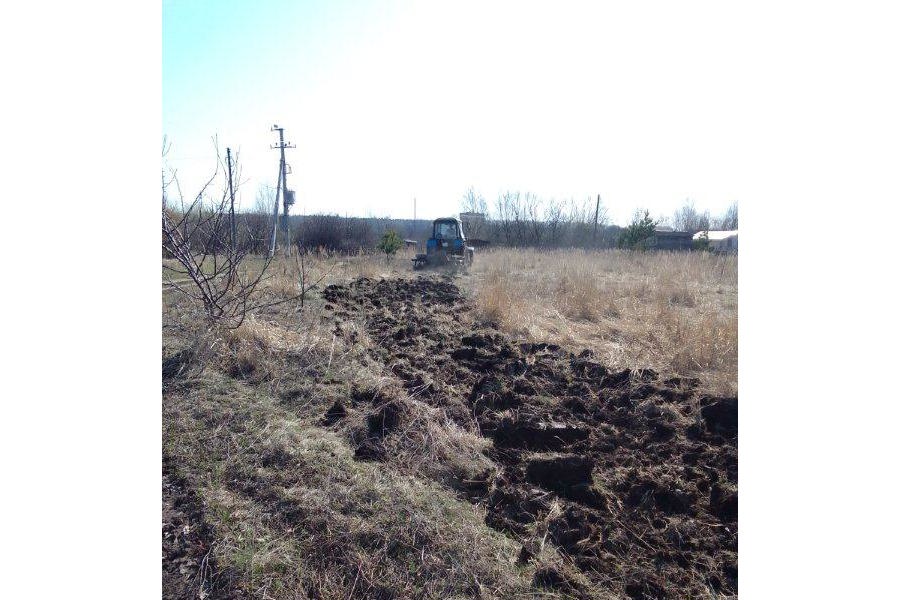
[433,218,462,240]
[413,217,474,270]
[429,218,465,248]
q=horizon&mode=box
[214,209,733,233]
[164,1,745,227]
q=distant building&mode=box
[459,211,488,243]
[693,230,738,253]
[645,229,694,251]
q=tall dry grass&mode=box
[465,248,737,394]
[166,247,737,394]
[232,248,419,299]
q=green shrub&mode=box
[618,210,656,249]
[377,229,404,256]
[692,233,711,251]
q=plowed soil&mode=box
[322,276,737,599]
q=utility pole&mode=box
[268,167,282,258]
[270,124,296,254]
[593,194,601,244]
[226,147,236,252]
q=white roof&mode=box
[693,230,738,241]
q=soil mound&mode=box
[323,276,738,598]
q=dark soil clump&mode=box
[321,400,348,425]
[526,455,594,491]
[322,276,738,598]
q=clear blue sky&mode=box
[164,0,745,225]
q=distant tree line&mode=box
[460,189,736,250]
[664,198,738,234]
[164,177,738,256]
[616,200,738,250]
[478,190,620,248]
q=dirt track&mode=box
[322,276,738,599]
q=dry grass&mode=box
[163,248,419,301]
[163,244,737,597]
[166,246,737,395]
[161,249,412,303]
[165,246,736,394]
[164,373,536,599]
[465,248,737,394]
[163,280,547,599]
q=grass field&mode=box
[162,247,738,599]
[165,247,737,393]
[468,249,737,395]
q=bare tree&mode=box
[162,141,292,329]
[543,198,565,247]
[672,199,710,233]
[344,217,375,252]
[487,192,577,247]
[563,196,591,247]
[593,196,610,229]
[460,187,488,240]
[523,192,544,246]
[299,214,345,251]
[713,202,738,230]
[460,186,488,215]
[493,191,514,245]
[254,185,277,214]
[481,190,620,249]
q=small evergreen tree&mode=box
[377,229,403,257]
[618,210,657,249]
[692,231,711,251]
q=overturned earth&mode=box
[318,276,738,599]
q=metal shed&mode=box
[693,230,738,253]
[645,230,694,251]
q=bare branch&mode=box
[162,143,274,329]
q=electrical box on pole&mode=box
[270,124,296,254]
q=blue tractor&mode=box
[412,217,475,270]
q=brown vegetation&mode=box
[163,247,737,599]
[466,249,737,395]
